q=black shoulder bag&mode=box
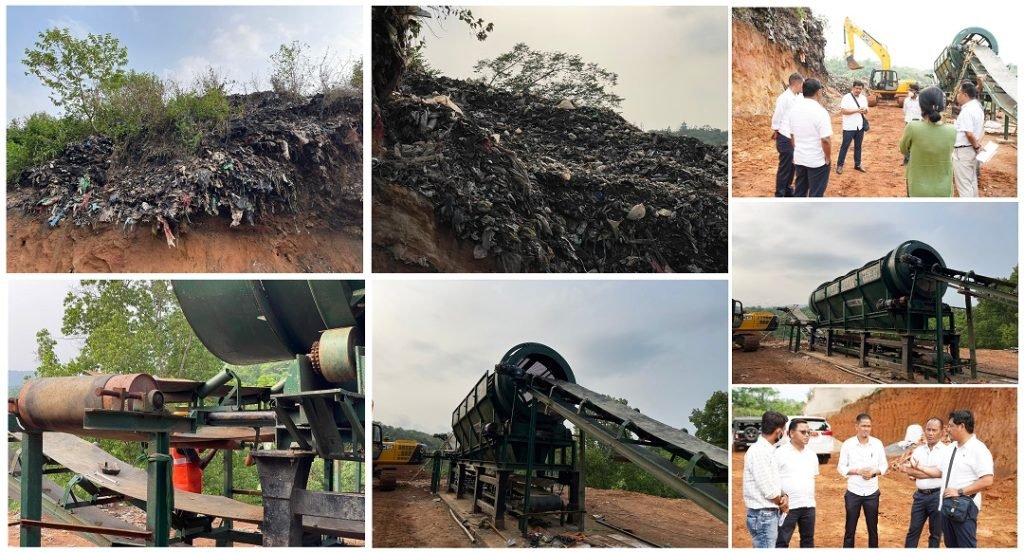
[851,94,870,132]
[940,447,973,523]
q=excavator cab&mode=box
[871,69,900,92]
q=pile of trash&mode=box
[733,8,830,83]
[374,71,728,273]
[10,91,362,245]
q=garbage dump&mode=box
[10,92,363,244]
[374,71,728,273]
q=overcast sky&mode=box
[8,280,82,374]
[7,6,362,121]
[733,202,1018,306]
[421,6,728,130]
[813,6,1019,70]
[373,280,727,435]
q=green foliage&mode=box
[656,122,728,145]
[271,41,312,97]
[95,70,165,142]
[22,27,128,131]
[378,424,445,450]
[952,266,1018,349]
[474,43,623,108]
[690,390,728,449]
[732,387,805,417]
[165,88,229,151]
[6,112,91,185]
[350,59,363,89]
[824,56,934,88]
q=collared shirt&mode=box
[776,442,819,509]
[838,436,888,496]
[954,99,985,146]
[911,441,946,490]
[788,96,832,168]
[840,92,869,131]
[904,95,922,123]
[772,88,801,137]
[938,435,994,511]
[743,435,781,510]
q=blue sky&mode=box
[373,280,728,434]
[7,6,363,121]
[733,202,1018,307]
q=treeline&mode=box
[377,423,445,450]
[824,56,933,88]
[732,387,805,417]
[654,122,727,145]
[8,28,361,187]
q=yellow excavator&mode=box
[843,17,917,107]
[732,299,779,352]
[372,422,428,491]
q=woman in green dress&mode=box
[898,86,957,196]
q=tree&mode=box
[732,387,805,417]
[473,43,623,108]
[270,41,312,97]
[349,59,363,89]
[22,27,128,131]
[690,390,727,448]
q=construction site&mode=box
[373,343,727,548]
[733,239,1018,384]
[8,280,366,547]
[731,8,1017,197]
[731,387,1017,548]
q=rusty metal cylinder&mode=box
[14,374,160,436]
[312,326,361,386]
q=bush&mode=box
[6,113,91,186]
[164,88,230,151]
[96,70,166,142]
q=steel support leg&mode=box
[902,335,915,380]
[217,450,234,547]
[147,433,172,547]
[859,333,868,368]
[494,471,509,530]
[251,450,315,547]
[519,402,538,536]
[472,466,484,514]
[826,330,834,356]
[935,287,945,383]
[574,430,585,531]
[20,431,43,547]
[965,296,978,378]
[455,463,467,499]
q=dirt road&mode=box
[731,451,1017,547]
[732,109,1017,197]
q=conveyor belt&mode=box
[970,46,1017,119]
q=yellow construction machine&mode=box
[843,17,917,107]
[372,422,428,491]
[732,299,779,352]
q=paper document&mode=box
[977,142,999,164]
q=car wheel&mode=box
[743,426,759,441]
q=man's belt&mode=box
[916,487,941,495]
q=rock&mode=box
[555,99,577,110]
[626,203,646,220]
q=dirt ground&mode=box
[373,478,726,548]
[733,340,1018,384]
[7,211,362,273]
[731,110,1018,197]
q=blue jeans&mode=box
[837,129,864,168]
[746,507,779,548]
[775,133,795,197]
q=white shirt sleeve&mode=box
[875,439,888,476]
[817,107,832,139]
[974,444,994,478]
[837,440,851,477]
[771,93,787,130]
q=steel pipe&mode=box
[12,374,160,439]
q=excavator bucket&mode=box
[846,55,864,70]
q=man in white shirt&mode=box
[775,419,819,548]
[952,82,986,197]
[742,411,789,548]
[902,82,922,165]
[896,417,946,548]
[771,72,804,197]
[916,409,994,548]
[837,413,888,548]
[787,78,832,197]
[836,80,869,175]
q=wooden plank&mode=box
[13,432,263,523]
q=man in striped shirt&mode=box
[742,411,789,547]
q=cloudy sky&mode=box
[7,6,362,121]
[813,5,1019,69]
[733,202,1018,306]
[373,280,727,435]
[8,280,83,374]
[421,6,728,130]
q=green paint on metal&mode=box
[83,410,195,434]
[20,431,43,547]
[147,433,172,547]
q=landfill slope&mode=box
[373,71,728,273]
[7,91,363,272]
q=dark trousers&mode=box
[794,164,829,197]
[905,489,942,548]
[775,133,795,197]
[776,506,815,548]
[837,129,864,168]
[843,490,880,548]
[941,499,979,548]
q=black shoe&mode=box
[855,166,867,173]
[836,166,844,174]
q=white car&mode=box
[777,416,835,465]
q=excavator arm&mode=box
[844,17,891,71]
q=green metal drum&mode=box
[808,241,947,333]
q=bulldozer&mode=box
[372,422,428,491]
[732,299,779,352]
[843,17,917,107]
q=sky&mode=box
[8,280,82,373]
[814,6,1019,70]
[373,280,728,435]
[732,202,1018,307]
[420,6,728,131]
[7,6,363,121]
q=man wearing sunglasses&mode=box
[743,411,789,548]
[776,419,819,548]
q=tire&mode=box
[817,454,830,465]
[743,426,760,441]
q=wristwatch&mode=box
[958,488,965,497]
